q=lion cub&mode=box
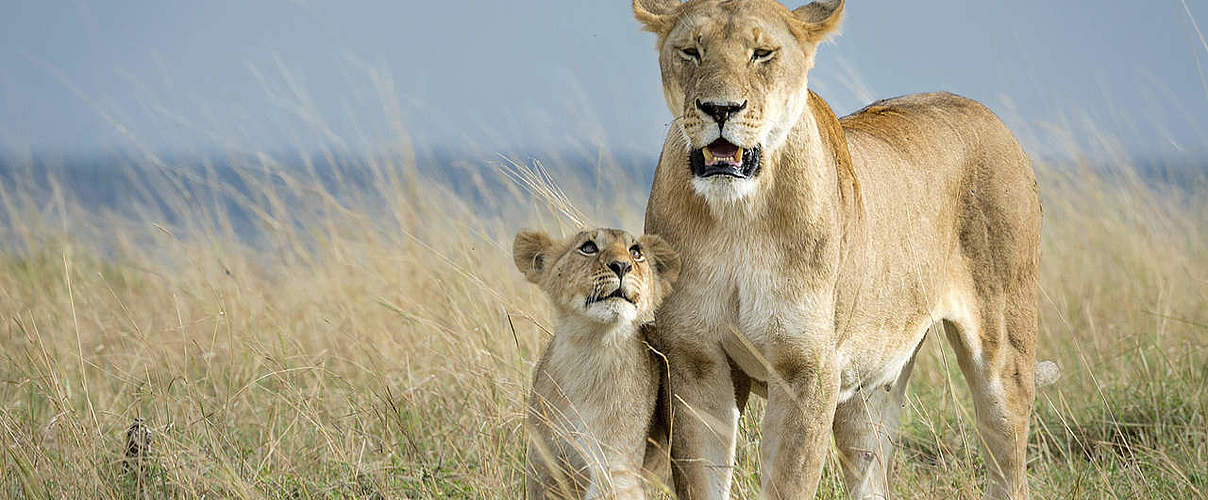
[514,228,680,500]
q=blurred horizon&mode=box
[2,0,1208,165]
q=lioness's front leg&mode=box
[583,457,645,500]
[760,343,841,499]
[666,340,740,500]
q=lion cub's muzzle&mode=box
[584,276,638,307]
[691,140,763,179]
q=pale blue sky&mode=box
[2,1,1206,160]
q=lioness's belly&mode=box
[719,295,944,404]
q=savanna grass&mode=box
[1,94,1205,500]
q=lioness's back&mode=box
[840,91,1039,249]
[841,92,1031,176]
[840,89,1038,224]
[833,91,1041,337]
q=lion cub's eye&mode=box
[629,245,645,261]
[752,48,776,62]
[679,47,701,62]
[578,241,599,255]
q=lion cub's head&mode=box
[633,0,843,202]
[514,228,681,324]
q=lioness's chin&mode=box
[691,175,759,206]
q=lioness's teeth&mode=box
[703,148,715,164]
[733,147,743,163]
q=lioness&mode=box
[633,0,1046,498]
[515,228,680,499]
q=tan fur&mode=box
[634,1,1048,498]
[516,228,680,499]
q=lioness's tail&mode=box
[1035,360,1060,387]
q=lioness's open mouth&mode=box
[691,139,762,178]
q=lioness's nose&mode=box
[607,260,632,278]
[696,99,747,129]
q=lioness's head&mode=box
[514,228,681,324]
[634,0,843,202]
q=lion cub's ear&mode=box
[791,0,844,44]
[638,234,681,286]
[514,230,555,284]
[633,0,681,34]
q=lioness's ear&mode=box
[639,234,681,285]
[633,0,681,34]
[513,230,554,284]
[791,0,844,44]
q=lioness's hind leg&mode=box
[833,344,919,500]
[941,287,1038,500]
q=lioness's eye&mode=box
[679,47,701,61]
[630,245,645,261]
[578,241,598,255]
[752,48,775,62]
